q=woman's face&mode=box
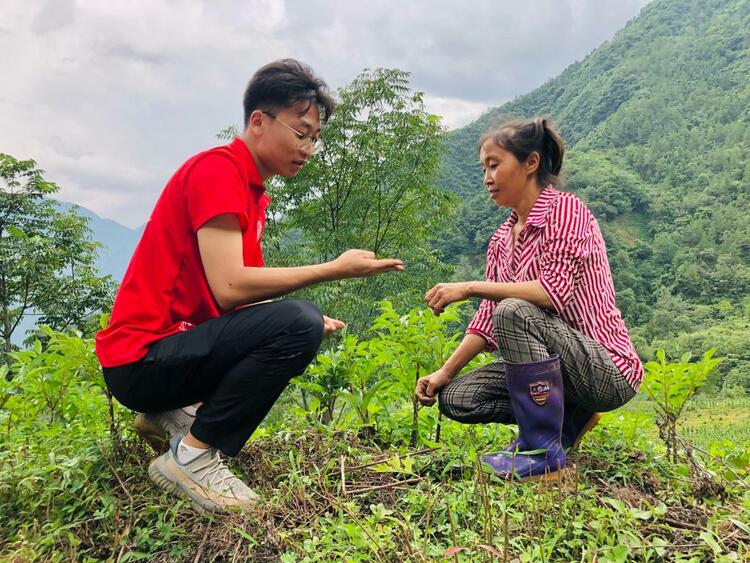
[479,140,535,209]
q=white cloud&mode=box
[0,0,652,227]
[423,96,490,130]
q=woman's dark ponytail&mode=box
[539,118,564,178]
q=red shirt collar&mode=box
[229,137,266,194]
[507,186,558,229]
[526,186,557,228]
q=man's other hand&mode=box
[323,315,345,337]
[331,249,404,279]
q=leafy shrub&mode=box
[291,300,492,446]
[642,348,721,462]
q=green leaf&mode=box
[650,536,668,557]
[699,530,722,555]
[601,497,626,513]
[610,544,630,561]
[234,527,258,546]
[630,508,653,520]
[6,225,28,238]
[728,518,750,536]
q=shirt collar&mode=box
[230,137,266,194]
[525,186,557,229]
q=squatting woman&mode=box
[415,117,642,480]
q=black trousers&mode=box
[103,300,324,456]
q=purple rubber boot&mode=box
[562,408,602,451]
[481,356,566,481]
[502,406,601,453]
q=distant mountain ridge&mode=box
[438,0,750,327]
[433,0,750,388]
[55,201,142,281]
[440,0,750,195]
[10,203,140,344]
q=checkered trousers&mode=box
[439,298,636,424]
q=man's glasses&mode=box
[262,111,324,155]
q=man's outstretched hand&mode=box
[322,315,345,337]
[331,249,404,279]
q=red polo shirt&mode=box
[96,138,271,368]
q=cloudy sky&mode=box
[1,0,651,228]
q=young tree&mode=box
[0,154,116,362]
[270,69,455,330]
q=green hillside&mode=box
[437,0,750,387]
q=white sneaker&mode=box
[148,435,259,513]
[134,409,195,452]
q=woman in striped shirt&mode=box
[415,117,643,480]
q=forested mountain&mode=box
[8,202,140,345]
[55,202,142,280]
[437,0,750,388]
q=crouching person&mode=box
[96,59,403,513]
[415,117,642,481]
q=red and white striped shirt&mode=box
[466,187,644,390]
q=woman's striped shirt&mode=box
[466,187,644,389]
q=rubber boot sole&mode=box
[134,414,169,453]
[570,412,602,451]
[519,468,564,482]
[481,458,565,482]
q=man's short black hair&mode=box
[243,59,335,126]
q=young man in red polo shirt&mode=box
[96,59,403,513]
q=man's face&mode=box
[260,102,322,178]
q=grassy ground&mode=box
[2,394,750,562]
[680,396,750,449]
[614,395,750,449]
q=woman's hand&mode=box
[415,368,453,407]
[425,282,471,316]
[322,315,345,337]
